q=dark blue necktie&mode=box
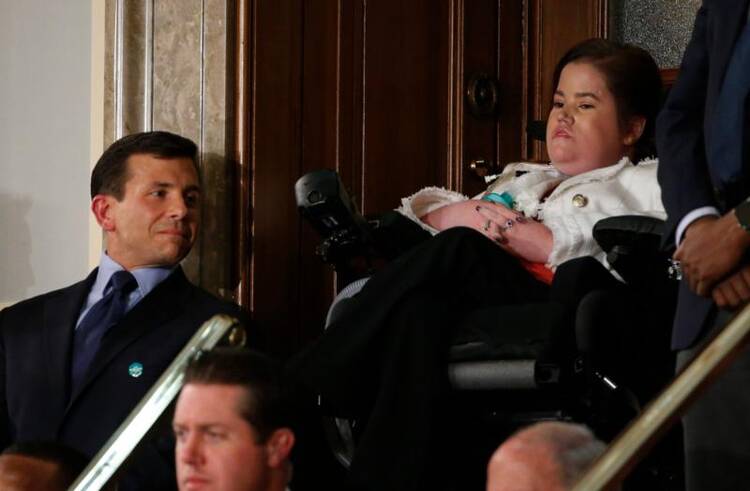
[709,22,750,188]
[70,270,137,395]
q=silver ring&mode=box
[504,219,514,230]
[482,219,491,232]
[667,259,683,281]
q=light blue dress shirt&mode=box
[76,252,176,327]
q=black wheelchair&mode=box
[295,169,682,490]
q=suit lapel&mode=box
[66,267,191,407]
[43,270,98,422]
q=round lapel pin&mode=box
[128,362,144,378]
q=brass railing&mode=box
[574,303,750,490]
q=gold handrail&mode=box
[69,314,245,491]
[573,303,750,490]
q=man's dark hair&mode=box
[552,38,663,162]
[90,131,198,200]
[2,441,90,488]
[183,348,294,443]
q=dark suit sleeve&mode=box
[656,2,718,243]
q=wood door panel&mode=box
[298,0,347,350]
[239,0,607,357]
[497,0,525,167]
[359,0,451,214]
[248,0,304,356]
[461,0,502,197]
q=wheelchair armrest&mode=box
[593,215,664,254]
[593,215,670,288]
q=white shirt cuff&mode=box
[676,207,721,246]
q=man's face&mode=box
[94,153,201,270]
[173,384,274,491]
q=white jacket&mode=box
[397,157,666,271]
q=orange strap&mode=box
[520,259,554,285]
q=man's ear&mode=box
[92,194,116,231]
[265,428,295,468]
[623,116,647,146]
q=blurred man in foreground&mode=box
[486,422,606,491]
[173,349,295,491]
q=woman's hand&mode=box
[421,200,553,262]
[420,200,497,233]
[475,203,553,263]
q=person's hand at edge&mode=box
[712,263,750,310]
[676,212,750,296]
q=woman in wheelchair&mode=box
[290,39,666,491]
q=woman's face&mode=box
[546,61,636,176]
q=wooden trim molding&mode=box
[594,0,608,38]
[446,0,464,192]
[234,0,252,309]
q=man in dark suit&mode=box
[0,131,243,489]
[656,1,750,489]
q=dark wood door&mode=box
[235,0,606,357]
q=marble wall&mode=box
[103,0,235,299]
[610,0,702,68]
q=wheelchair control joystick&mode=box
[295,170,380,277]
